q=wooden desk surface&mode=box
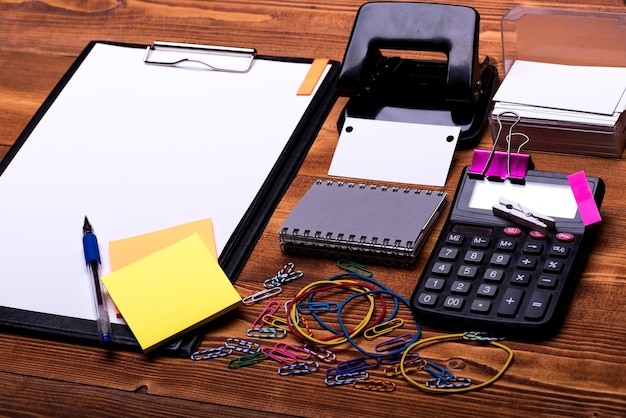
[2,0,626,416]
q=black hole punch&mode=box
[345,126,354,133]
[446,135,454,142]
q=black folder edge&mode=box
[0,40,339,356]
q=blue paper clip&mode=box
[296,301,339,312]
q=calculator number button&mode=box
[432,262,452,276]
[477,283,498,298]
[464,250,484,264]
[424,277,446,291]
[497,288,524,317]
[438,247,459,260]
[417,293,438,307]
[451,280,471,295]
[490,253,511,267]
[443,296,464,310]
[457,265,479,279]
[483,268,504,283]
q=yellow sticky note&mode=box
[109,218,217,271]
[102,233,242,352]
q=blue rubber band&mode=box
[304,272,400,336]
[336,289,421,358]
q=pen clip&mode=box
[493,197,556,232]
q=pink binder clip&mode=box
[468,111,533,184]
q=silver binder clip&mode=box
[493,197,556,232]
[144,41,256,73]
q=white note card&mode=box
[493,60,626,116]
[328,117,460,187]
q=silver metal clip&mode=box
[144,41,256,73]
[493,197,556,232]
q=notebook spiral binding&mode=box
[279,179,447,267]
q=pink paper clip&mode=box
[469,111,533,184]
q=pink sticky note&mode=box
[568,171,602,226]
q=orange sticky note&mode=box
[109,218,217,271]
[297,58,329,96]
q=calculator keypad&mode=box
[412,223,581,336]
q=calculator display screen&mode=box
[468,178,578,219]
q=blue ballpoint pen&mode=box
[82,216,113,345]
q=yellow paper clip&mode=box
[363,318,404,340]
[353,378,396,392]
[262,314,290,331]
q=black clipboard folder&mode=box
[0,40,339,356]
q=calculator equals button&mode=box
[524,291,552,320]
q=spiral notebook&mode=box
[279,179,447,267]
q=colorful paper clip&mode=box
[191,345,233,361]
[262,314,290,331]
[277,361,319,376]
[383,358,426,377]
[263,262,304,288]
[374,333,414,353]
[328,356,380,376]
[225,338,261,354]
[336,259,373,277]
[325,371,369,386]
[353,378,396,392]
[425,377,472,389]
[246,327,287,339]
[468,111,533,184]
[227,352,269,369]
[261,346,298,364]
[363,318,404,340]
[242,286,283,305]
[251,300,281,328]
[303,344,336,364]
[296,301,339,312]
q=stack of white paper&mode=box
[490,60,626,157]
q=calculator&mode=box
[410,166,605,339]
